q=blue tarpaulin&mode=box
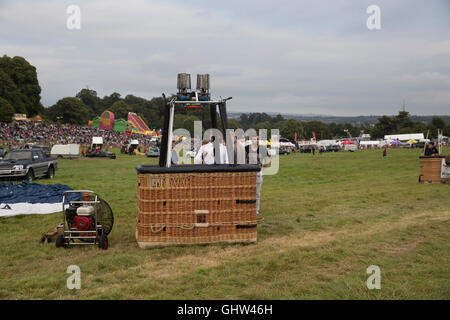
[0,181,75,203]
[0,182,79,217]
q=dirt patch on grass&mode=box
[112,210,449,281]
[382,240,424,256]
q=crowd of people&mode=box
[0,121,158,150]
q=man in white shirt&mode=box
[194,135,228,165]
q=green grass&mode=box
[0,148,449,299]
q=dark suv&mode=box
[0,149,58,182]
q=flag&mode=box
[312,132,316,141]
[294,132,298,142]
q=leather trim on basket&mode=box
[236,224,257,229]
[236,200,257,204]
[136,164,261,174]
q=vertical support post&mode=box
[208,103,219,164]
[166,102,175,168]
[219,102,232,162]
[159,98,170,167]
[218,102,229,132]
[210,103,221,164]
[210,103,218,130]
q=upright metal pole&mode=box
[210,104,218,130]
[159,98,170,167]
[218,102,229,132]
[166,102,175,168]
[423,130,429,155]
[210,103,221,164]
[219,102,232,162]
[438,129,442,155]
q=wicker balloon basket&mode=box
[419,156,450,184]
[135,164,260,248]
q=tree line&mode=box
[0,55,43,121]
[0,55,448,140]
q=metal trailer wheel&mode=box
[55,234,65,248]
[98,234,108,250]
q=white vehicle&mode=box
[280,141,295,148]
[317,140,338,147]
[92,137,103,149]
[50,144,80,159]
[127,139,139,154]
[129,139,139,147]
[279,138,295,148]
[150,136,161,143]
[344,144,357,152]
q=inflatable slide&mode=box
[127,112,152,135]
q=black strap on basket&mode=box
[236,199,256,204]
[236,224,257,229]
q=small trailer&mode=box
[51,144,80,159]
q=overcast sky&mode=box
[1,0,449,116]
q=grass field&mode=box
[0,147,449,299]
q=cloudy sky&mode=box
[1,0,449,115]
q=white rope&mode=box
[150,225,166,233]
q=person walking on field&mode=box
[245,135,269,215]
[382,145,387,158]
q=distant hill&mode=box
[228,112,450,126]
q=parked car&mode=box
[325,145,340,152]
[0,149,58,182]
[279,138,296,149]
[121,139,139,155]
[279,148,290,155]
[398,142,411,148]
[344,144,357,152]
[0,147,7,160]
[146,147,160,158]
[416,142,426,149]
[85,150,116,159]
